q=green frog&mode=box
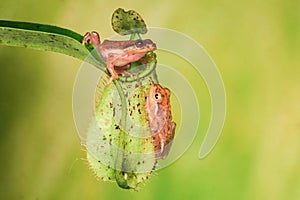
[82,31,157,84]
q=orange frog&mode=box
[82,31,157,84]
[146,84,176,159]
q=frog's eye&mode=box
[135,40,144,47]
[154,93,162,101]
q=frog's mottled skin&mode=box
[146,84,176,159]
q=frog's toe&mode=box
[82,31,101,46]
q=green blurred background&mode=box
[0,0,299,199]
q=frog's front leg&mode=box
[106,55,119,84]
[82,31,101,46]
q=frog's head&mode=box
[125,39,156,54]
[148,84,171,105]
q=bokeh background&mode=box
[0,0,299,199]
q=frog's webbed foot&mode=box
[82,31,101,46]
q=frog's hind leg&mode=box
[82,31,101,46]
[160,122,176,159]
[158,133,166,158]
[115,64,132,77]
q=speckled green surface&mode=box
[87,82,156,190]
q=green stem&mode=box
[0,20,106,72]
[130,33,141,40]
[0,20,83,42]
[114,80,127,128]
